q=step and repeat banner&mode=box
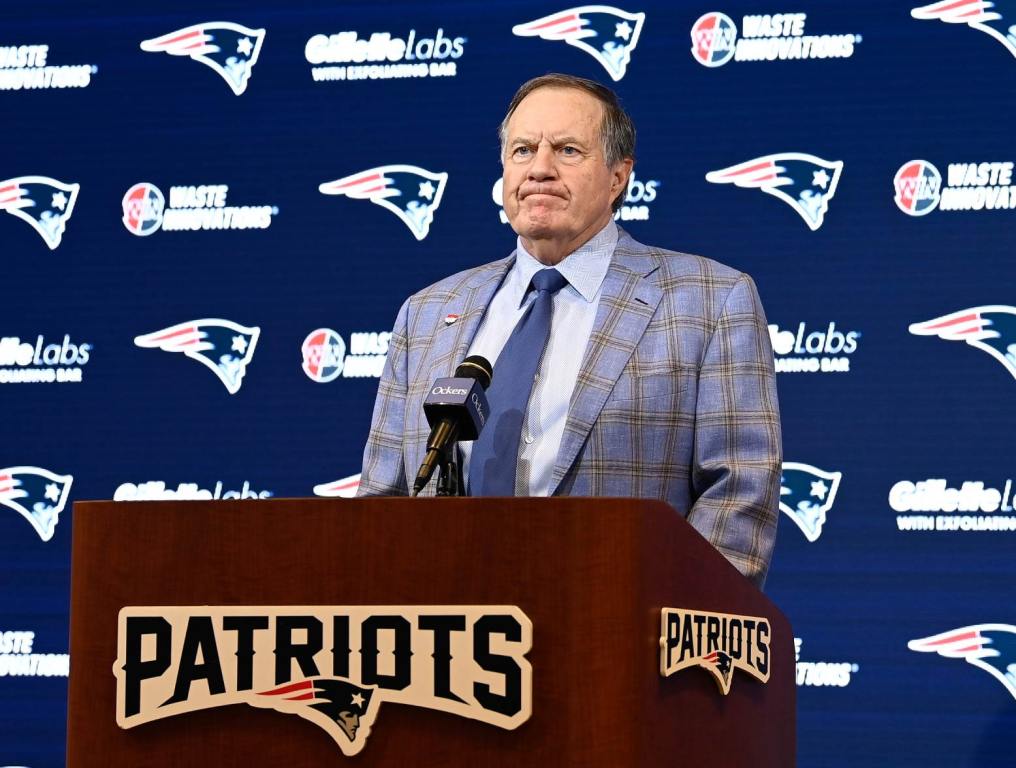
[2,1,1014,764]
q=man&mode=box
[358,73,782,587]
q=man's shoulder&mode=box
[615,229,746,286]
[406,254,514,305]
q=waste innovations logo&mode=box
[912,0,1016,59]
[314,473,361,498]
[122,182,277,235]
[320,166,447,240]
[690,11,861,67]
[115,605,532,757]
[0,333,92,384]
[795,637,858,688]
[660,608,771,695]
[492,171,660,224]
[140,22,265,95]
[895,160,1016,215]
[512,6,645,81]
[909,306,1016,380]
[305,27,466,82]
[302,329,390,381]
[779,462,842,542]
[768,321,861,373]
[0,43,98,90]
[909,625,1016,701]
[0,176,79,249]
[0,466,73,542]
[134,319,260,395]
[0,629,68,679]
[891,477,1016,532]
[706,153,842,230]
[114,480,272,501]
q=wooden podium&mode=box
[66,497,795,766]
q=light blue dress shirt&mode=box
[461,220,618,495]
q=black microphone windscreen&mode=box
[454,355,493,389]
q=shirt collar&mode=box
[511,219,617,305]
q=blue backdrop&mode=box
[2,1,1014,764]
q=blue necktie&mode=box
[469,268,569,496]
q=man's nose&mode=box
[527,143,557,181]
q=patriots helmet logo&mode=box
[779,462,842,542]
[912,0,1016,58]
[254,678,380,756]
[0,466,73,542]
[141,22,266,95]
[134,319,260,394]
[702,650,734,691]
[512,6,646,81]
[909,625,1016,701]
[0,176,80,249]
[319,165,448,241]
[909,306,1016,380]
[313,473,361,498]
[706,153,843,231]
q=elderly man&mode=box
[358,73,782,587]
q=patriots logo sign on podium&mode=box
[910,306,1016,380]
[320,165,448,241]
[141,22,265,95]
[912,0,1016,58]
[512,6,646,81]
[909,625,1016,701]
[134,319,260,394]
[0,176,79,249]
[115,605,533,757]
[0,466,73,542]
[706,153,843,230]
[779,462,842,542]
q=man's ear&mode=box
[611,159,634,203]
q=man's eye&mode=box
[561,146,578,155]
[513,146,531,157]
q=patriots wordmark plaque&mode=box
[114,605,533,757]
[660,608,772,694]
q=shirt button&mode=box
[524,435,535,445]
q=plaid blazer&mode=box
[358,229,782,586]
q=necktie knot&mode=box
[530,268,568,296]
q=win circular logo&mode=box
[122,182,165,236]
[691,12,737,67]
[301,328,346,383]
[894,160,941,216]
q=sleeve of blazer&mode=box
[688,272,782,588]
[357,297,411,496]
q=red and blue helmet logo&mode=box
[690,12,738,67]
[0,466,73,542]
[140,22,266,96]
[134,318,260,394]
[302,328,346,383]
[0,176,80,249]
[909,305,1016,380]
[909,625,1016,701]
[779,462,842,542]
[319,165,448,241]
[894,159,941,216]
[912,0,1016,58]
[706,152,843,230]
[122,182,165,236]
[512,6,646,81]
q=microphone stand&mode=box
[434,443,461,497]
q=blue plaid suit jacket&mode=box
[358,229,782,586]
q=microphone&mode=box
[412,355,493,496]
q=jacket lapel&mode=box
[424,254,515,383]
[550,242,663,493]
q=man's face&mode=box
[502,87,630,255]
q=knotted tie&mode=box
[469,268,569,496]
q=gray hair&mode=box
[498,74,636,210]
